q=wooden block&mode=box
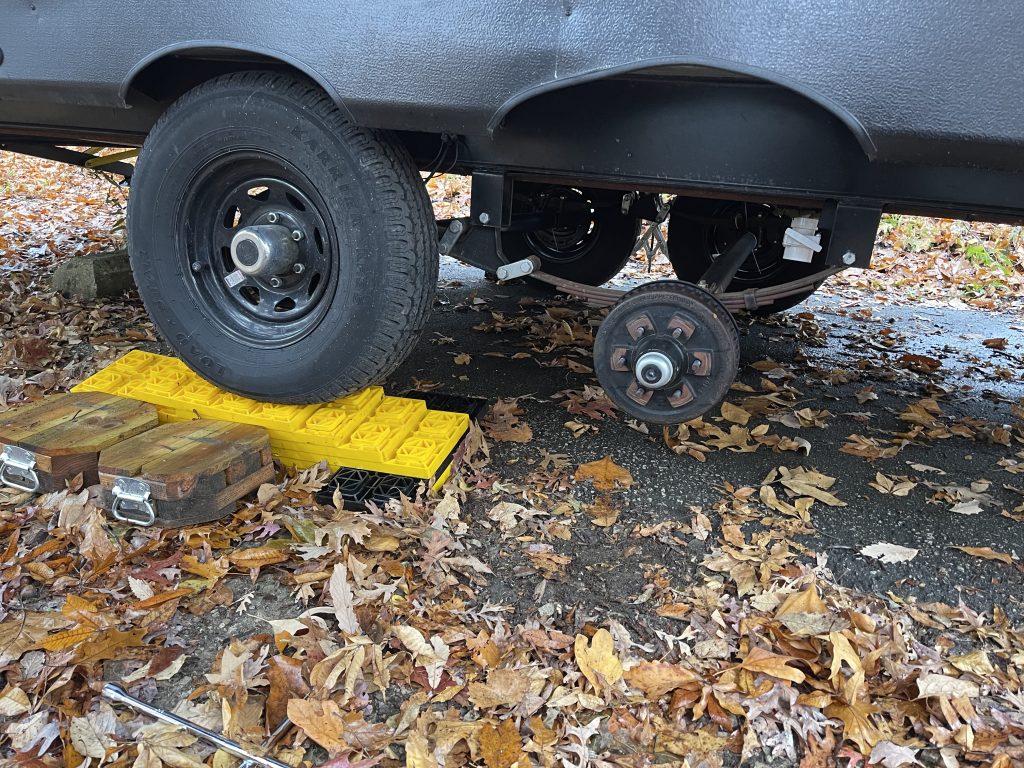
[98,419,273,528]
[0,392,159,492]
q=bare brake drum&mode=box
[593,280,740,424]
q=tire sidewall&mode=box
[130,84,395,399]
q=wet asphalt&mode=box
[387,259,1024,623]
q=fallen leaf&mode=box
[586,496,619,527]
[574,628,623,693]
[951,545,1015,565]
[916,673,980,699]
[950,499,983,516]
[721,401,752,426]
[469,668,531,709]
[329,564,361,635]
[860,542,919,564]
[739,646,806,684]
[624,661,699,699]
[574,456,633,491]
[479,718,523,768]
[70,702,117,759]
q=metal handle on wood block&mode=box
[0,445,40,493]
[110,477,156,527]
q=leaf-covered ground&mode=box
[1,154,1024,768]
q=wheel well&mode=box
[122,46,352,120]
[493,62,876,161]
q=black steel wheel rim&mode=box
[178,152,336,347]
[706,202,789,285]
[523,188,601,264]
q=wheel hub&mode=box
[180,163,336,346]
[635,350,676,389]
[230,224,299,277]
[593,280,740,424]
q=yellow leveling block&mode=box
[73,351,469,485]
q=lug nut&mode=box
[291,230,303,242]
[269,277,283,288]
[266,212,279,224]
[842,250,857,265]
[292,263,305,274]
[190,262,202,273]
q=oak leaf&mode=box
[574,628,622,693]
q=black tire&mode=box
[128,72,437,403]
[500,185,639,285]
[667,197,819,314]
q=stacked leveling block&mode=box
[0,392,273,526]
[69,350,478,513]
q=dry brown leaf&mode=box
[287,699,391,756]
[73,627,147,664]
[227,546,290,570]
[721,401,752,426]
[916,672,980,699]
[739,647,806,684]
[574,628,623,693]
[329,564,361,635]
[951,545,1016,565]
[574,456,633,491]
[266,655,310,731]
[468,668,531,709]
[586,496,619,527]
[480,718,523,768]
[624,661,700,699]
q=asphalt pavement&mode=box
[387,258,1024,627]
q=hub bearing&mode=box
[230,224,299,277]
[593,280,740,424]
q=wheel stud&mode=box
[618,356,627,366]
[672,327,682,338]
[673,389,682,399]
[291,230,304,242]
[691,359,703,372]
[292,263,305,274]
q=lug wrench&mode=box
[102,683,292,768]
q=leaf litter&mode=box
[1,156,1024,767]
